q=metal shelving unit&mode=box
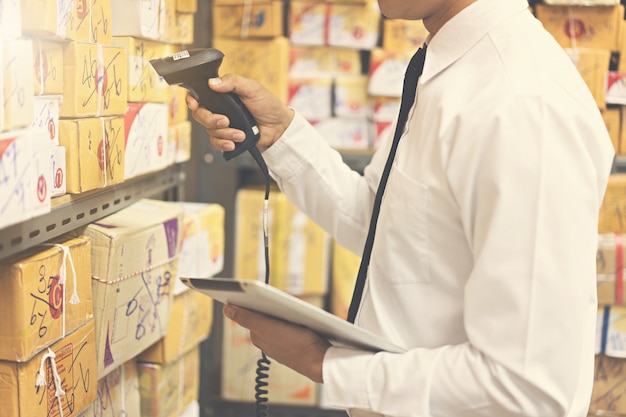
[0,164,185,262]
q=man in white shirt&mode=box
[188,0,616,415]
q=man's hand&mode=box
[186,74,295,153]
[224,304,331,383]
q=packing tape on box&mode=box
[96,45,104,116]
[241,0,252,38]
[92,255,177,284]
[36,347,66,417]
[617,234,624,305]
[101,118,108,187]
[36,40,44,95]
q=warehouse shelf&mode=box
[205,400,347,417]
[0,164,185,262]
[614,157,626,173]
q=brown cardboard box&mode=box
[618,106,626,156]
[0,319,97,417]
[138,289,213,364]
[21,0,92,42]
[535,4,623,51]
[334,75,369,118]
[91,0,113,44]
[289,1,329,46]
[602,107,620,154]
[79,199,183,378]
[565,48,611,110]
[382,19,429,52]
[177,12,195,45]
[327,2,381,50]
[0,236,93,362]
[111,37,173,103]
[177,0,197,12]
[92,360,141,417]
[597,233,626,306]
[213,37,290,102]
[138,346,200,417]
[213,1,284,38]
[32,40,64,95]
[331,241,360,320]
[59,117,125,194]
[221,307,320,406]
[61,42,128,118]
[168,120,192,165]
[289,46,362,78]
[2,40,35,132]
[590,354,626,414]
[162,0,178,43]
[168,85,189,124]
[599,174,626,233]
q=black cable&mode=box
[248,146,272,417]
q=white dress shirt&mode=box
[262,0,615,415]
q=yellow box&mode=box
[0,236,93,362]
[289,46,362,78]
[618,106,626,155]
[61,42,128,117]
[79,199,183,378]
[111,37,172,103]
[91,0,113,44]
[213,36,290,102]
[169,85,189,124]
[599,174,626,233]
[0,319,97,417]
[327,2,381,50]
[334,75,369,117]
[289,1,329,46]
[535,4,623,50]
[589,355,626,414]
[602,107,620,154]
[138,346,200,417]
[272,193,330,295]
[177,0,197,12]
[213,1,284,38]
[59,117,125,194]
[288,77,333,120]
[22,0,91,41]
[565,48,611,110]
[382,18,429,52]
[177,12,195,45]
[221,310,320,406]
[168,120,192,164]
[32,40,64,95]
[597,233,626,306]
[92,360,141,417]
[138,289,213,364]
[2,40,34,132]
[330,241,360,320]
[173,202,225,294]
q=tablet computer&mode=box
[180,277,406,353]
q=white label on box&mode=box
[3,39,35,130]
[50,145,66,197]
[0,131,31,228]
[312,117,369,149]
[111,0,162,39]
[368,58,407,98]
[604,306,626,358]
[26,129,52,217]
[124,102,169,179]
[288,80,332,121]
[32,96,61,146]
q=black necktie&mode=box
[347,45,428,323]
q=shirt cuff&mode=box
[322,346,374,410]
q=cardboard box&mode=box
[92,360,142,417]
[123,102,169,180]
[213,37,290,102]
[289,46,362,78]
[90,0,113,44]
[177,0,197,12]
[21,0,91,41]
[111,37,172,103]
[32,40,64,95]
[602,306,626,357]
[173,202,225,295]
[177,12,195,45]
[79,199,183,378]
[289,1,328,46]
[2,40,35,132]
[535,4,623,50]
[619,106,626,156]
[382,18,428,52]
[565,48,611,110]
[221,311,320,406]
[368,48,414,97]
[327,2,381,50]
[59,117,125,194]
[0,0,21,39]
[213,1,284,39]
[168,85,189,124]
[168,120,192,165]
[50,146,67,198]
[0,235,92,362]
[61,42,128,117]
[0,319,97,417]
[607,71,626,106]
[330,241,360,320]
[32,95,61,147]
[137,346,200,417]
[138,289,213,363]
[334,75,369,118]
[311,116,370,150]
[590,355,626,415]
[599,174,626,233]
[161,0,178,43]
[0,129,51,229]
[597,233,626,306]
[111,0,164,40]
[288,77,333,121]
[602,107,620,154]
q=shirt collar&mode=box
[421,0,530,83]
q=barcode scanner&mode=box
[149,48,262,162]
